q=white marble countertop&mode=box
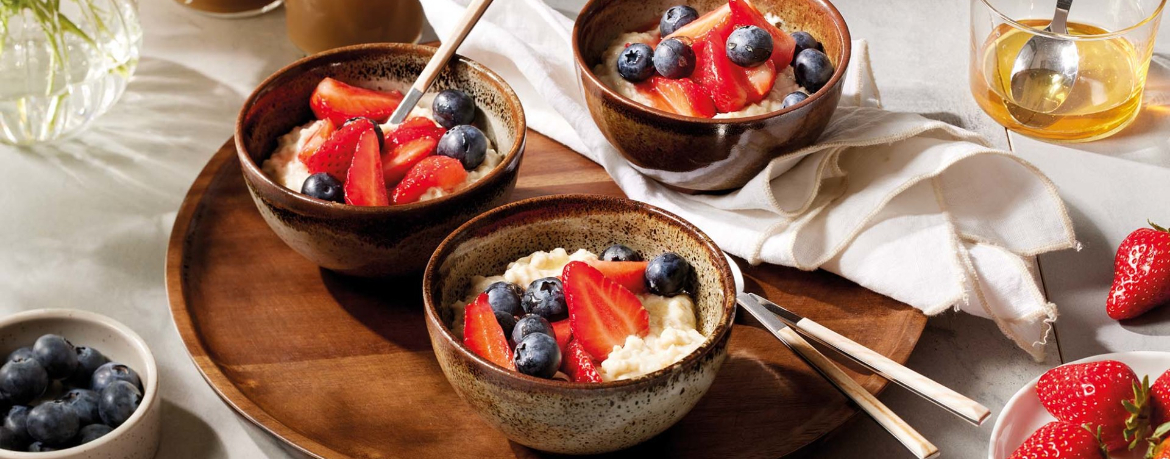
[0,0,1166,458]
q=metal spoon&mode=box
[1008,0,1077,125]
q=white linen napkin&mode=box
[421,0,1078,359]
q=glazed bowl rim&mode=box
[235,42,527,213]
[422,194,737,392]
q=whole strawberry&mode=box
[1147,423,1170,459]
[1009,421,1105,459]
[1107,222,1170,320]
[1153,370,1170,427]
[1036,360,1152,451]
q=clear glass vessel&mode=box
[0,0,143,146]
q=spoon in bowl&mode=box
[1007,0,1078,126]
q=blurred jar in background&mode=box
[285,0,424,55]
[174,0,283,18]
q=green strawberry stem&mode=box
[1152,221,1168,233]
[1125,376,1155,450]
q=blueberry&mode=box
[6,348,33,364]
[90,362,141,394]
[78,423,112,444]
[793,48,834,93]
[790,31,824,65]
[600,244,642,262]
[726,25,773,67]
[616,43,655,82]
[301,172,345,203]
[653,38,696,79]
[484,282,524,336]
[513,333,561,379]
[645,252,693,296]
[660,5,699,36]
[435,125,488,170]
[61,389,101,426]
[344,117,384,151]
[98,380,141,428]
[522,277,567,321]
[68,346,108,387]
[782,91,809,108]
[28,442,59,452]
[511,314,554,344]
[0,358,48,405]
[32,334,77,380]
[432,89,476,128]
[26,401,79,446]
[1,406,31,451]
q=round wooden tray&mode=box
[166,133,927,458]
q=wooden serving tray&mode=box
[166,132,927,458]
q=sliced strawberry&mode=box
[649,77,717,118]
[744,59,778,100]
[585,260,649,294]
[310,77,405,125]
[463,293,515,370]
[303,118,375,181]
[551,319,572,357]
[391,156,468,204]
[666,4,731,41]
[296,118,336,163]
[562,340,603,383]
[692,33,752,112]
[382,136,440,188]
[728,0,797,69]
[343,129,389,206]
[386,116,446,150]
[563,261,650,359]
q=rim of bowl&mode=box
[422,194,738,392]
[977,0,1167,41]
[0,308,159,458]
[235,43,527,213]
[571,0,852,123]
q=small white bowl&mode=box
[989,351,1170,459]
[0,309,160,459]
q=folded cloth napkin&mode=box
[421,0,1078,359]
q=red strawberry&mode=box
[1149,426,1170,459]
[692,32,752,112]
[563,261,650,359]
[382,137,440,188]
[1008,422,1105,459]
[744,59,778,99]
[562,340,603,383]
[727,0,797,69]
[665,4,731,41]
[386,116,446,149]
[1152,370,1170,427]
[296,118,336,163]
[343,129,389,206]
[391,156,468,204]
[463,293,515,370]
[310,77,405,125]
[303,118,374,180]
[551,319,572,357]
[648,76,717,118]
[1037,360,1152,451]
[585,260,649,294]
[1106,223,1170,320]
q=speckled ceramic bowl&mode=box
[236,44,526,278]
[422,194,736,454]
[573,0,850,192]
[0,309,159,459]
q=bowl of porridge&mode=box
[573,0,850,191]
[423,194,736,454]
[235,43,526,277]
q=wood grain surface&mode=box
[165,132,927,458]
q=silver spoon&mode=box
[1008,0,1077,124]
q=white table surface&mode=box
[0,0,1166,457]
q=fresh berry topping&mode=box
[790,31,824,65]
[296,118,336,163]
[646,253,693,296]
[665,3,730,40]
[1008,421,1106,459]
[586,260,649,294]
[522,277,568,321]
[1037,360,1151,451]
[78,424,112,444]
[91,362,143,394]
[782,91,809,108]
[387,116,446,147]
[512,314,554,345]
[485,281,525,337]
[646,76,717,118]
[463,293,515,370]
[551,319,572,356]
[26,400,79,446]
[563,261,650,359]
[98,380,141,428]
[793,48,834,93]
[435,125,488,170]
[343,129,390,206]
[653,38,697,79]
[0,358,47,405]
[301,172,345,203]
[382,137,440,188]
[1,406,31,451]
[692,33,751,113]
[310,77,404,125]
[514,333,561,379]
[303,117,374,180]
[601,244,643,262]
[660,5,700,36]
[432,89,477,128]
[743,58,778,99]
[60,388,101,426]
[726,0,796,68]
[562,339,603,383]
[32,334,77,380]
[726,25,773,67]
[1107,224,1170,320]
[344,117,385,151]
[391,156,469,204]
[617,43,656,82]
[6,348,33,364]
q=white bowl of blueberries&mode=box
[0,309,158,458]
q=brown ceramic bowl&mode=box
[423,194,736,454]
[573,0,851,192]
[236,44,526,277]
